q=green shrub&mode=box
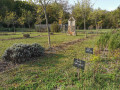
[51,22,60,32]
[23,34,30,38]
[109,32,120,50]
[2,43,45,63]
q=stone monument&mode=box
[67,17,76,36]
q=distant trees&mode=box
[17,16,25,28]
[0,0,120,30]
[4,12,17,31]
[0,0,69,30]
[0,16,2,22]
[35,6,45,24]
[72,1,120,29]
[25,10,33,28]
[90,9,105,30]
[46,1,69,24]
[0,0,14,17]
[81,0,92,30]
[72,0,92,30]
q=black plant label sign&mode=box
[85,48,93,54]
[73,58,85,70]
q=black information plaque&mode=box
[73,58,85,70]
[85,48,93,54]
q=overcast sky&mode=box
[69,0,120,11]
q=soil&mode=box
[0,33,18,36]
[46,35,97,53]
[0,61,16,73]
[0,34,61,41]
[0,35,47,41]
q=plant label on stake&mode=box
[85,48,93,54]
[73,58,85,70]
[73,58,85,80]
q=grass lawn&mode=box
[0,29,119,89]
[0,32,48,39]
[77,29,113,33]
[0,32,92,58]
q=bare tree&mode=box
[34,0,52,49]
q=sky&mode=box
[69,0,120,11]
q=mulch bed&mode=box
[0,35,46,41]
[0,34,18,36]
[0,61,16,73]
[46,35,97,53]
[0,34,61,41]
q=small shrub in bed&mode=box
[51,21,60,32]
[23,34,30,38]
[2,43,45,63]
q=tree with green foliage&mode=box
[17,16,25,28]
[11,12,17,32]
[35,6,45,24]
[0,0,14,17]
[4,11,17,31]
[72,3,83,28]
[4,12,11,29]
[74,0,92,37]
[90,9,105,29]
[17,9,26,28]
[80,0,92,30]
[0,16,2,22]
[25,10,33,28]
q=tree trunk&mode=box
[84,16,87,38]
[14,26,15,33]
[96,24,97,30]
[44,8,51,49]
[29,24,30,29]
[95,19,97,30]
[84,16,86,30]
[8,25,10,32]
[13,23,16,33]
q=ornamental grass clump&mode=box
[108,32,120,50]
[2,43,45,63]
[97,30,120,50]
[97,32,111,50]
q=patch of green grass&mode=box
[0,32,90,58]
[0,29,119,89]
[0,32,48,39]
[7,77,22,84]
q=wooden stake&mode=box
[77,68,80,80]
